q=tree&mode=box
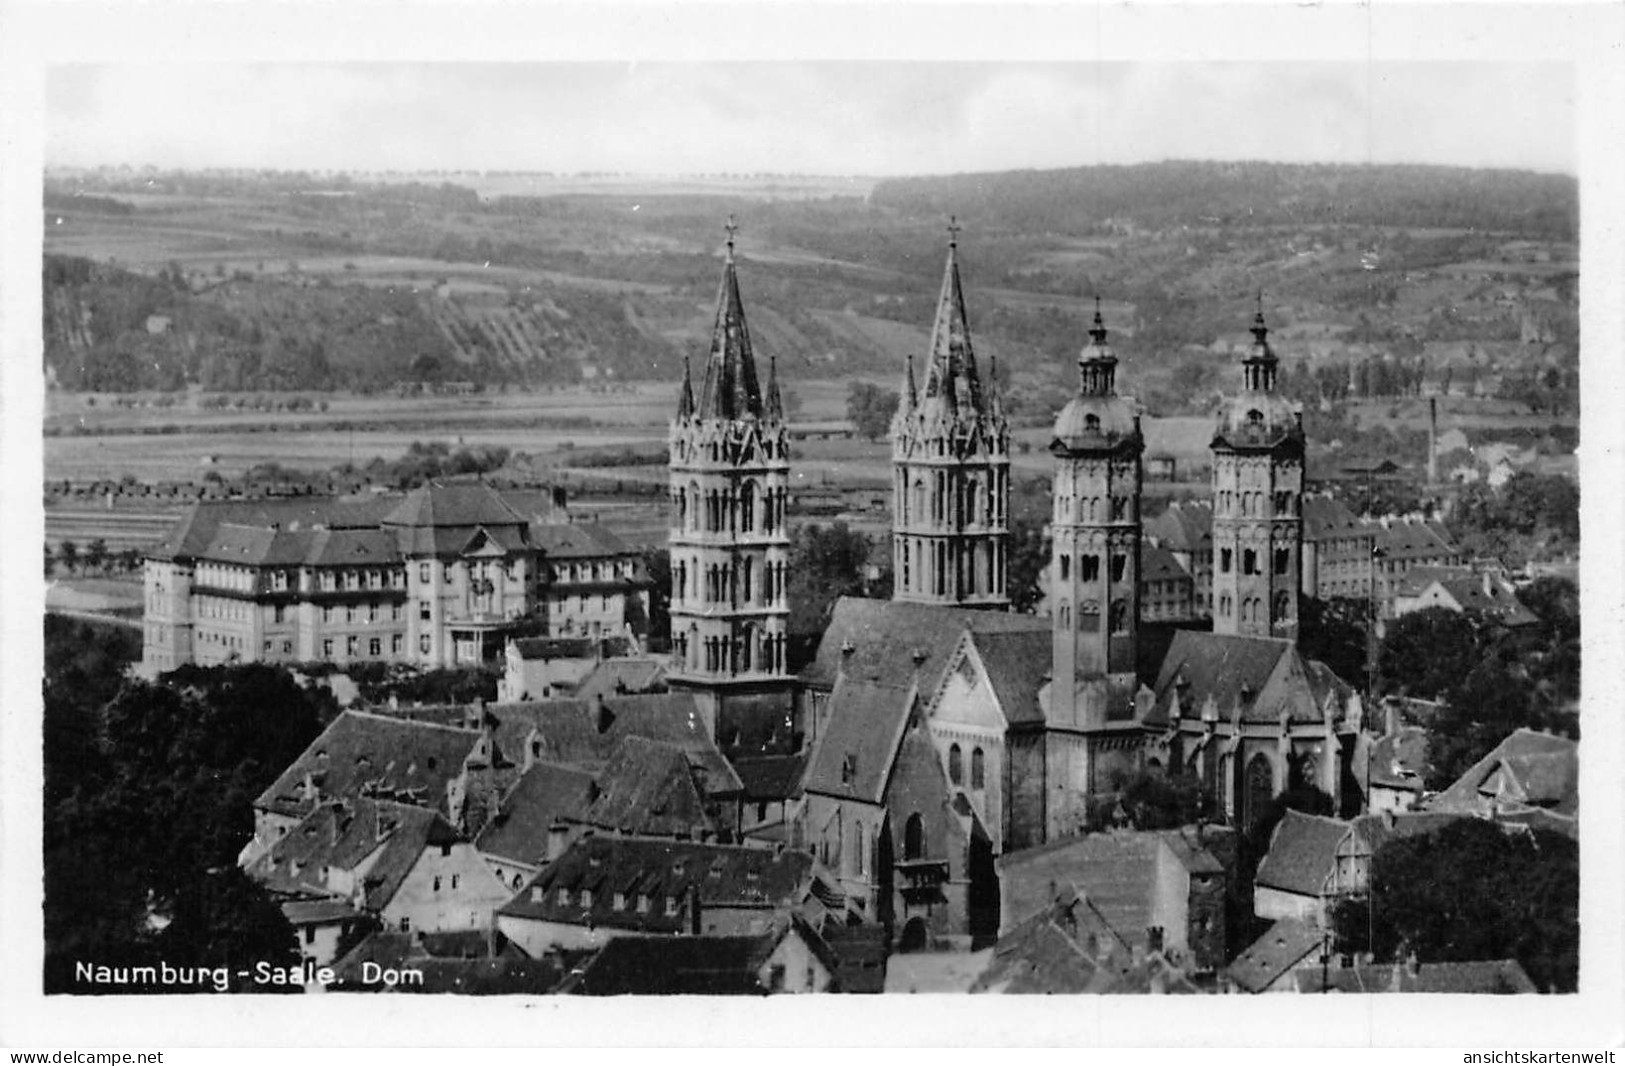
[1377,607,1482,700]
[43,657,331,993]
[1297,595,1373,689]
[57,539,79,574]
[846,382,900,442]
[85,537,109,574]
[1330,819,1577,992]
[1005,514,1050,614]
[641,547,672,649]
[787,522,880,636]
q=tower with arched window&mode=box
[667,222,794,746]
[1049,304,1144,700]
[890,222,1010,609]
[1210,303,1305,638]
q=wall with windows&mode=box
[381,841,512,935]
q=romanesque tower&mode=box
[1210,302,1305,638]
[890,222,1010,608]
[667,221,794,748]
[1049,302,1143,712]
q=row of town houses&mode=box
[185,225,1572,992]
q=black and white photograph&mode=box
[2,0,1621,1052]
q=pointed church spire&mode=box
[765,351,783,421]
[922,216,984,415]
[677,352,695,419]
[697,215,765,420]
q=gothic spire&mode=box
[902,351,918,412]
[697,215,765,420]
[921,216,984,416]
[765,351,783,421]
[677,352,695,419]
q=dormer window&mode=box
[840,754,858,785]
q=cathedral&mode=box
[665,220,797,751]
[669,220,1368,946]
[889,221,1011,609]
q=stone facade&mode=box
[666,227,796,745]
[1210,308,1305,638]
[890,230,1011,609]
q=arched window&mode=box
[1081,554,1100,582]
[903,813,925,861]
[1274,547,1291,575]
[971,748,985,790]
[740,481,756,533]
[1058,603,1071,631]
[948,744,963,785]
[1060,553,1071,581]
[1243,549,1258,575]
[1220,548,1233,574]
[1273,590,1291,624]
[855,822,867,877]
[1244,754,1275,829]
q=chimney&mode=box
[546,820,570,862]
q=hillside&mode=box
[43,162,1578,414]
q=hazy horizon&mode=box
[46,62,1577,179]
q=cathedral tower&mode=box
[667,221,793,744]
[890,221,1010,608]
[1049,302,1143,696]
[1210,302,1305,638]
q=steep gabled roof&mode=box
[146,495,402,563]
[490,694,741,795]
[1228,918,1325,993]
[1140,543,1191,583]
[254,711,483,820]
[572,736,719,838]
[801,677,914,804]
[1146,630,1290,727]
[1431,728,1577,817]
[1368,727,1429,792]
[473,761,596,866]
[966,629,1053,726]
[1254,810,1350,897]
[1145,500,1213,554]
[1434,577,1541,627]
[383,480,528,530]
[997,826,1231,941]
[571,657,666,701]
[1300,495,1369,541]
[249,797,456,913]
[531,521,636,560]
[803,596,1045,694]
[498,836,814,933]
[730,754,809,802]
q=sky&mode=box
[44,61,1576,177]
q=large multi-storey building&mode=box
[890,225,1010,608]
[1210,306,1305,637]
[666,225,795,750]
[139,482,650,677]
